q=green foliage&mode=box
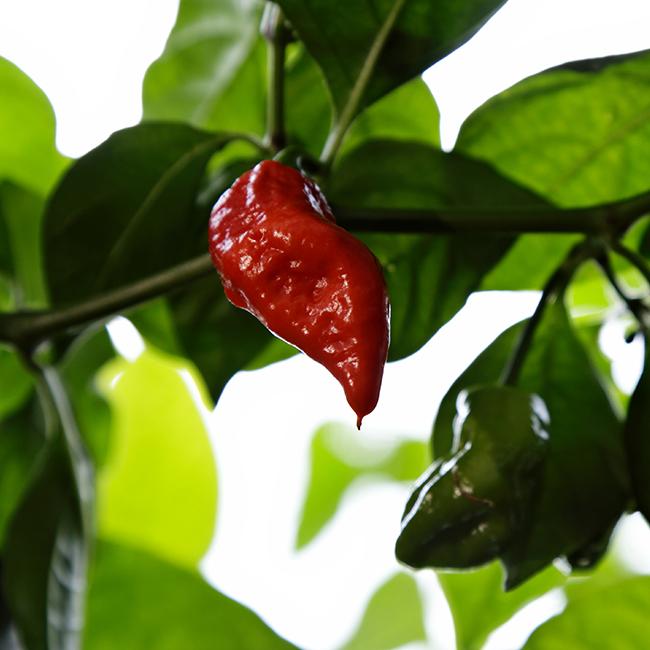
[275,0,507,113]
[0,57,67,195]
[329,140,548,358]
[525,576,650,649]
[297,421,427,548]
[341,573,426,650]
[85,541,297,649]
[439,563,565,650]
[96,347,217,570]
[43,124,239,306]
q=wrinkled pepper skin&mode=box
[208,160,390,427]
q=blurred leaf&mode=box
[329,140,548,359]
[3,369,91,650]
[624,333,650,521]
[341,573,426,650]
[60,327,115,467]
[481,235,578,291]
[0,56,67,195]
[0,345,32,421]
[297,421,427,548]
[0,182,47,310]
[458,49,650,206]
[524,576,650,649]
[143,0,265,133]
[96,347,217,569]
[275,0,507,114]
[85,541,297,650]
[44,123,237,307]
[439,563,565,650]
[0,398,42,547]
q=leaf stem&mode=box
[501,239,599,386]
[320,0,407,168]
[610,239,650,288]
[262,3,288,153]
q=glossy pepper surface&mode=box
[208,160,390,427]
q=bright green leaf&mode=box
[0,57,67,195]
[96,347,217,570]
[297,421,427,549]
[85,541,297,650]
[341,573,426,650]
[439,563,565,650]
[525,576,650,649]
[458,49,650,206]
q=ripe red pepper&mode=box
[208,160,390,427]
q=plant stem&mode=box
[0,190,648,351]
[262,3,288,153]
[320,0,407,168]
[610,239,650,288]
[0,254,214,350]
[597,253,649,331]
[501,239,598,386]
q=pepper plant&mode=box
[2,0,650,648]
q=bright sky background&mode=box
[2,1,650,648]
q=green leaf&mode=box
[624,333,650,521]
[341,573,426,650]
[0,182,47,310]
[3,369,91,650]
[96,347,217,569]
[397,386,549,570]
[274,0,507,114]
[0,57,67,195]
[143,0,265,133]
[524,576,650,649]
[43,123,236,307]
[0,345,32,421]
[85,541,297,650]
[0,398,42,547]
[439,563,565,650]
[297,421,427,549]
[458,49,650,206]
[329,140,548,359]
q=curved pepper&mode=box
[208,160,390,427]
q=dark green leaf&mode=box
[397,386,548,570]
[0,398,42,547]
[439,563,564,650]
[85,541,297,649]
[624,333,650,521]
[524,576,650,649]
[458,49,650,206]
[0,182,47,310]
[0,57,67,195]
[95,347,217,569]
[44,123,234,306]
[274,0,507,114]
[2,393,89,650]
[329,140,547,359]
[142,0,265,133]
[341,573,426,650]
[297,421,427,549]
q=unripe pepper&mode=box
[208,160,390,427]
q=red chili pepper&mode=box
[208,160,390,427]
